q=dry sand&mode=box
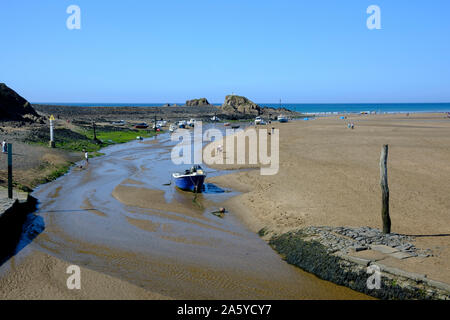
[207,113,450,284]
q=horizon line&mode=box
[31,101,450,105]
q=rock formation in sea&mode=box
[185,98,210,107]
[0,83,41,122]
[221,95,261,116]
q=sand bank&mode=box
[207,113,450,285]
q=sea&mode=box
[34,102,450,114]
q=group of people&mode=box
[347,122,355,129]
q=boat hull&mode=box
[173,174,206,192]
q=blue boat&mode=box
[277,115,288,123]
[172,165,206,192]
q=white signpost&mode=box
[49,115,55,148]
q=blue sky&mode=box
[1,0,449,103]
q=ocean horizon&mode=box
[32,102,450,114]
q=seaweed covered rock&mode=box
[221,95,261,116]
[0,83,41,122]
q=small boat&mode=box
[231,125,240,129]
[211,115,220,122]
[178,120,187,129]
[224,122,230,126]
[135,123,148,129]
[169,124,177,132]
[278,115,288,123]
[188,119,196,127]
[254,116,265,125]
[172,165,206,192]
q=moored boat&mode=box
[172,165,206,192]
[254,116,266,125]
[188,119,196,127]
[278,115,288,123]
[134,123,149,129]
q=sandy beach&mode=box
[208,113,450,284]
[1,111,449,299]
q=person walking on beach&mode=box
[2,140,7,153]
[84,149,89,166]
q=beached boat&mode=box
[188,119,196,127]
[231,125,240,129]
[224,122,230,126]
[211,115,220,122]
[278,115,288,123]
[178,120,187,128]
[172,165,206,192]
[134,123,148,129]
[169,124,177,132]
[254,116,265,125]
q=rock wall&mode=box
[268,227,450,300]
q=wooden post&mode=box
[7,143,12,199]
[92,122,97,140]
[380,144,391,234]
[154,115,157,132]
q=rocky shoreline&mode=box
[268,226,450,300]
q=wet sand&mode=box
[0,126,368,299]
[0,249,169,300]
[208,113,450,284]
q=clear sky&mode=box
[1,0,449,104]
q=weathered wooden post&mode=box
[7,143,12,199]
[92,121,97,140]
[380,144,391,234]
[154,115,157,132]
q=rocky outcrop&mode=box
[221,95,261,116]
[0,83,41,122]
[185,98,210,107]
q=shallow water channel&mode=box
[29,125,366,299]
